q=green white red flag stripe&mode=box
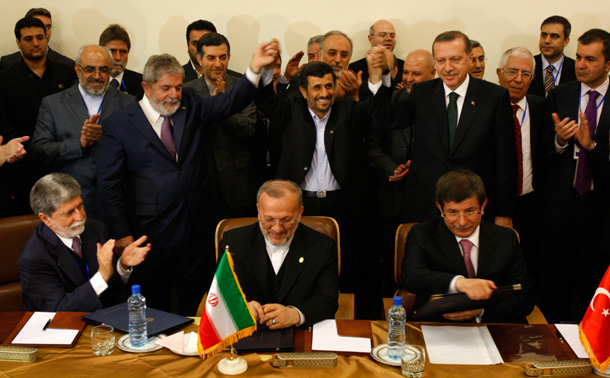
[580,264,610,373]
[197,250,256,358]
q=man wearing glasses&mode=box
[496,46,548,300]
[219,180,339,329]
[30,45,133,220]
[350,19,403,100]
[402,170,533,323]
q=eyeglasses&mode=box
[372,32,396,39]
[78,64,110,75]
[442,209,481,219]
[260,218,297,227]
[501,68,533,80]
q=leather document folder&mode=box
[82,303,193,336]
[412,284,521,319]
[233,324,294,353]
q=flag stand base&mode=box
[218,356,248,375]
[594,367,610,377]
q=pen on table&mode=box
[43,319,51,331]
[556,329,565,344]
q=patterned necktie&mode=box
[460,239,476,278]
[575,90,599,195]
[544,65,554,96]
[110,78,119,90]
[160,115,176,159]
[72,237,83,258]
[447,92,459,146]
[512,104,523,196]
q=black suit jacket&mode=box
[524,94,549,193]
[373,76,517,222]
[254,82,370,195]
[543,80,610,227]
[184,75,258,208]
[402,217,534,322]
[18,220,129,312]
[528,54,576,98]
[367,88,411,220]
[219,223,339,326]
[117,69,143,96]
[1,47,74,70]
[98,76,257,248]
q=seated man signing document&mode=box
[219,180,338,328]
[402,170,534,323]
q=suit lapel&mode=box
[276,227,308,302]
[436,220,469,277]
[41,225,87,287]
[66,84,90,121]
[477,222,495,277]
[172,106,187,157]
[249,230,270,298]
[324,107,338,156]
[596,81,610,136]
[451,77,479,155]
[128,103,176,161]
[432,81,450,152]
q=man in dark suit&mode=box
[185,33,258,221]
[0,17,76,216]
[496,46,549,301]
[528,16,577,98]
[99,24,143,96]
[182,20,241,84]
[403,170,533,323]
[542,29,610,323]
[98,43,279,315]
[369,30,517,227]
[19,173,150,312]
[219,180,338,328]
[30,45,133,221]
[367,49,435,296]
[349,20,404,101]
[1,8,74,69]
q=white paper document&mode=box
[312,319,371,353]
[422,325,503,365]
[555,324,588,358]
[12,312,79,345]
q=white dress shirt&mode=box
[301,108,341,192]
[443,75,470,126]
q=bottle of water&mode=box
[387,295,406,360]
[128,284,147,347]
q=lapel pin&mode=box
[330,130,334,134]
[299,257,304,263]
[471,101,475,106]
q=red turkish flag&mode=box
[580,264,610,372]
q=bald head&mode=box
[402,49,436,93]
[75,45,112,96]
[368,19,397,51]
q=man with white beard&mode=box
[19,173,150,311]
[30,45,134,220]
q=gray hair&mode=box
[142,53,185,84]
[30,173,81,216]
[321,30,353,54]
[498,46,536,72]
[75,44,112,66]
[307,35,324,51]
[256,180,303,208]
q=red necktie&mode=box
[512,104,523,196]
[72,237,83,258]
[460,239,476,278]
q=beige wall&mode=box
[2,0,610,83]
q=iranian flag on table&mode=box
[197,251,256,358]
[580,264,610,372]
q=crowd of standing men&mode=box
[1,8,608,323]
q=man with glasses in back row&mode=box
[29,45,133,220]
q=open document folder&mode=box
[422,325,503,365]
[312,319,371,353]
[12,312,80,346]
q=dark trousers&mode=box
[513,191,542,305]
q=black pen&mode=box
[556,329,565,344]
[43,319,51,331]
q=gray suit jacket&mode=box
[30,84,133,218]
[185,75,258,209]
